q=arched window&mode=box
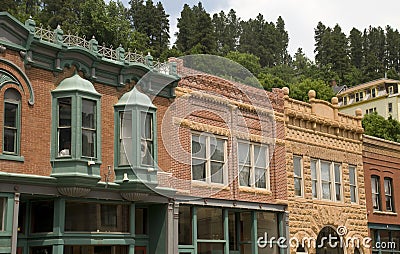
[3,88,21,155]
[316,226,344,254]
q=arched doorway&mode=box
[316,226,344,254]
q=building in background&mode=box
[337,78,400,120]
[283,88,369,254]
[363,135,400,254]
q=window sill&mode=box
[0,154,24,162]
[191,181,230,190]
[311,199,347,206]
[373,210,397,216]
[239,186,271,195]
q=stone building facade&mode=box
[283,87,369,254]
[363,135,400,254]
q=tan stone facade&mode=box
[283,88,369,254]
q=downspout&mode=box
[11,193,20,254]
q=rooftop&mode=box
[338,78,399,95]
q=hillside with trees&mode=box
[2,0,400,100]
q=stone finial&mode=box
[145,52,154,67]
[331,97,338,105]
[53,25,64,45]
[308,90,316,100]
[282,87,289,96]
[89,36,98,54]
[355,108,362,117]
[116,44,125,62]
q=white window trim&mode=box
[311,159,343,202]
[191,132,228,185]
[349,165,358,204]
[293,155,304,197]
[238,140,270,190]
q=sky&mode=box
[119,0,400,60]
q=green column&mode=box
[223,209,229,254]
[252,211,258,254]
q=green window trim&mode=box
[2,88,22,158]
[51,94,101,162]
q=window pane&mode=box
[3,128,16,153]
[192,135,206,158]
[58,97,71,127]
[322,183,331,200]
[257,212,278,238]
[293,156,302,177]
[335,183,341,201]
[311,160,317,179]
[31,201,54,233]
[254,145,267,168]
[349,166,356,185]
[210,162,224,183]
[312,181,317,198]
[141,112,152,139]
[178,206,192,245]
[240,212,252,241]
[239,166,250,186]
[0,198,4,231]
[210,139,224,161]
[82,99,96,129]
[30,246,52,254]
[228,212,238,251]
[4,103,17,127]
[192,159,206,181]
[385,179,392,195]
[255,167,266,188]
[198,243,224,254]
[238,142,250,164]
[120,111,132,138]
[197,207,223,239]
[119,138,132,165]
[371,177,377,193]
[334,164,340,182]
[65,202,129,232]
[294,178,302,196]
[321,162,330,181]
[135,208,147,235]
[4,89,21,102]
[82,129,95,157]
[350,186,356,203]
[58,128,71,156]
[64,245,129,254]
[141,140,153,165]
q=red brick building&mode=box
[363,135,400,254]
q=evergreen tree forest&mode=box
[3,0,400,102]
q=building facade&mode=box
[0,12,289,254]
[283,88,369,254]
[337,78,400,120]
[363,135,400,254]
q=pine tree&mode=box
[385,25,400,73]
[349,28,363,69]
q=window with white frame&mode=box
[388,86,394,95]
[238,141,269,189]
[310,159,342,201]
[293,155,303,197]
[384,177,394,212]
[342,96,348,105]
[0,198,5,231]
[349,165,358,203]
[371,175,381,211]
[388,103,393,114]
[191,133,226,184]
[371,88,377,98]
[355,91,363,102]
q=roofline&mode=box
[338,78,400,95]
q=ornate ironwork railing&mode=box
[32,23,174,75]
